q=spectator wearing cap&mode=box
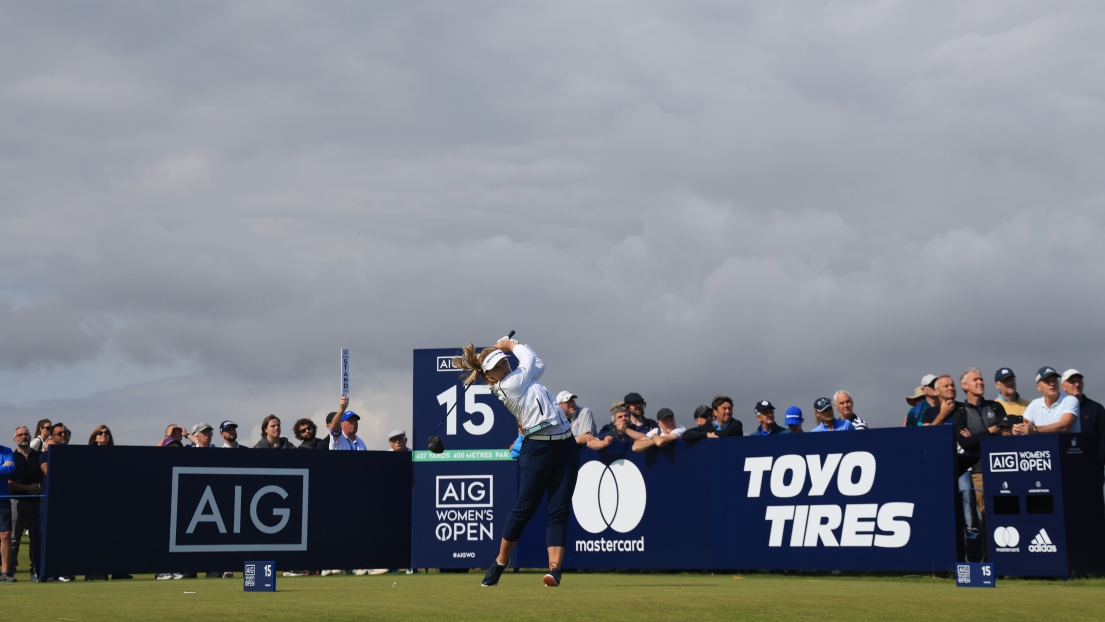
[622,392,657,437]
[633,408,686,452]
[683,396,743,441]
[903,386,924,427]
[219,421,245,448]
[1061,369,1105,468]
[294,418,327,450]
[187,423,215,448]
[162,423,186,446]
[923,376,958,426]
[328,396,367,450]
[784,407,804,433]
[1023,367,1080,434]
[952,368,1006,562]
[833,391,867,430]
[558,391,597,446]
[993,368,1030,416]
[589,406,632,450]
[692,405,713,428]
[254,415,296,449]
[749,401,788,436]
[388,429,411,452]
[810,397,854,432]
[905,374,939,427]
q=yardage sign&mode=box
[412,349,521,568]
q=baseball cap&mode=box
[814,397,833,413]
[905,386,925,405]
[388,428,406,439]
[341,410,360,422]
[784,406,803,425]
[624,392,645,404]
[481,349,508,372]
[693,405,712,420]
[556,391,577,404]
[656,407,675,420]
[1061,369,1083,383]
[754,400,775,413]
[1036,367,1059,382]
[921,374,938,388]
[219,420,238,432]
[191,422,214,435]
[994,368,1015,382]
[158,436,183,447]
[998,414,1024,428]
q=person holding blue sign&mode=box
[452,337,578,588]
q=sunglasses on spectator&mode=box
[53,430,71,437]
[298,426,315,434]
[97,430,111,436]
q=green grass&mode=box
[2,569,1103,621]
[6,538,1103,620]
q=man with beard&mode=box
[7,427,41,581]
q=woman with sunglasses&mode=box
[452,336,577,589]
[87,425,114,446]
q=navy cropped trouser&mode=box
[502,436,580,547]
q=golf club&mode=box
[427,330,513,453]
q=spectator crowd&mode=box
[3,366,1103,581]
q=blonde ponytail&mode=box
[452,343,499,385]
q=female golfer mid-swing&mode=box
[453,336,579,588]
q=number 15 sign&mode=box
[413,349,519,452]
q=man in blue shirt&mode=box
[683,396,743,441]
[749,400,788,436]
[327,395,367,451]
[0,443,15,582]
[810,397,855,432]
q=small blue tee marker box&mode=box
[955,563,995,588]
[244,561,276,592]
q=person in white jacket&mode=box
[453,337,578,589]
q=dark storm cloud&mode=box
[2,2,1105,443]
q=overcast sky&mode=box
[2,1,1104,446]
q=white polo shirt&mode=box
[1024,393,1081,433]
[646,425,686,439]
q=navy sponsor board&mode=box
[716,428,956,571]
[412,348,523,567]
[40,446,411,577]
[982,434,1105,577]
[423,426,958,571]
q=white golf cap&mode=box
[1061,369,1083,383]
[481,349,508,372]
[556,391,577,404]
[920,374,937,388]
[388,429,406,439]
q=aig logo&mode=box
[989,452,1017,472]
[169,467,309,552]
[436,475,493,508]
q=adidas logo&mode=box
[1028,528,1058,553]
